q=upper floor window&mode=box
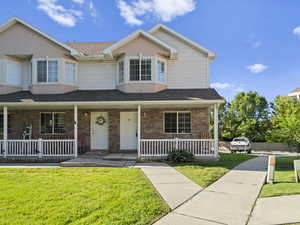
[7,61,21,86]
[118,61,124,83]
[37,60,58,82]
[40,112,65,134]
[129,58,152,81]
[65,63,76,84]
[157,60,165,83]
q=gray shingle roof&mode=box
[65,42,115,55]
[0,89,223,103]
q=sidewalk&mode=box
[249,194,300,225]
[135,163,202,209]
[155,156,268,225]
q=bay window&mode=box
[7,61,22,86]
[65,62,76,84]
[118,61,124,83]
[41,112,65,134]
[37,60,58,82]
[129,58,152,81]
[164,112,191,133]
[157,60,165,83]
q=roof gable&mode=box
[102,30,178,59]
[0,17,80,55]
[149,24,216,59]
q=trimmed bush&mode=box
[166,150,194,163]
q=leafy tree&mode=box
[268,96,300,148]
[221,92,270,141]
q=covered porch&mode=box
[0,89,222,160]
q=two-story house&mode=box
[288,87,300,99]
[0,17,223,160]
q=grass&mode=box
[171,153,256,187]
[260,156,300,198]
[0,168,169,225]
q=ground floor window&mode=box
[40,112,65,134]
[0,114,11,135]
[164,112,191,133]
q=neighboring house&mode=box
[288,87,300,99]
[0,17,223,159]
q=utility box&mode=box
[294,160,300,183]
[267,156,276,184]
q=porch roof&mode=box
[0,89,223,104]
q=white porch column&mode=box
[137,105,141,158]
[74,105,78,158]
[3,106,7,158]
[214,104,219,157]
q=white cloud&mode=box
[211,82,233,89]
[37,0,82,27]
[293,26,300,38]
[246,64,268,74]
[118,0,143,25]
[72,0,84,4]
[117,0,196,26]
[89,1,97,18]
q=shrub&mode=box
[166,150,194,163]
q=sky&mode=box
[0,0,300,102]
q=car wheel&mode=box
[247,150,252,154]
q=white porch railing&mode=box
[0,139,75,157]
[139,138,217,157]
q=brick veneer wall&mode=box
[141,108,209,139]
[3,107,209,152]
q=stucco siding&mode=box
[0,22,70,58]
[152,29,209,89]
[78,62,116,90]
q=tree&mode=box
[268,96,300,148]
[221,92,270,141]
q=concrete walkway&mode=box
[155,156,268,225]
[135,163,202,209]
[249,194,300,225]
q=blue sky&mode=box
[1,0,300,101]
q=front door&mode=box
[90,112,109,150]
[120,112,138,150]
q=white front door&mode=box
[90,112,109,150]
[120,112,138,150]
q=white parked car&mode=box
[230,137,252,154]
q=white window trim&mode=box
[64,61,77,85]
[156,57,167,84]
[117,60,125,84]
[129,56,153,82]
[40,112,66,135]
[163,111,192,134]
[36,59,59,83]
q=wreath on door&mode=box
[96,116,106,126]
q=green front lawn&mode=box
[260,156,300,198]
[0,168,169,225]
[172,153,256,187]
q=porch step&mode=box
[60,158,135,168]
[102,153,138,161]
